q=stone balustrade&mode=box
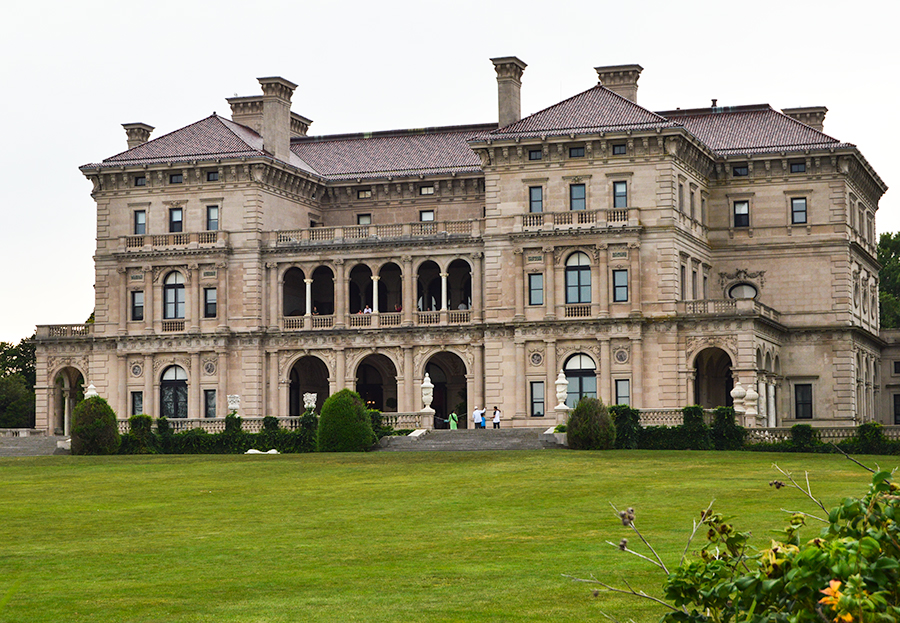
[122,230,228,252]
[36,324,94,339]
[274,220,482,246]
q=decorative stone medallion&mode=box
[530,352,543,366]
[131,363,142,377]
[614,349,629,364]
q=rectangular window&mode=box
[795,383,813,419]
[613,269,629,302]
[169,208,183,233]
[613,181,627,208]
[612,143,626,155]
[131,291,144,321]
[528,149,542,160]
[357,213,372,225]
[419,210,434,222]
[134,175,146,187]
[528,186,543,213]
[692,269,698,300]
[689,190,696,219]
[701,197,707,223]
[615,379,631,406]
[678,183,684,212]
[169,173,183,184]
[204,390,217,419]
[894,361,900,375]
[134,210,146,235]
[790,162,806,173]
[530,381,545,417]
[206,171,219,181]
[357,189,372,199]
[703,275,708,298]
[419,186,435,195]
[569,184,586,211]
[528,273,544,306]
[569,146,585,158]
[791,197,807,224]
[206,205,219,231]
[680,265,686,300]
[894,394,900,425]
[204,288,217,318]
[733,200,749,228]
[131,391,143,416]
[733,164,749,177]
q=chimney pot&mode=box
[122,123,154,149]
[491,56,527,128]
[594,64,643,103]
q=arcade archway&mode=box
[289,356,330,415]
[355,354,398,412]
[693,347,733,408]
[424,352,468,429]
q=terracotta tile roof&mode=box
[291,124,494,181]
[659,105,852,155]
[483,85,676,140]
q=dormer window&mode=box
[206,171,219,181]
[419,186,435,196]
[528,149,542,160]
[612,144,626,155]
[569,146,585,158]
[169,173,183,184]
[732,164,749,177]
[134,175,146,187]
[357,189,372,199]
[790,162,806,173]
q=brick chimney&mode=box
[227,77,299,162]
[491,56,527,128]
[122,123,154,149]
[595,64,643,103]
[782,106,828,132]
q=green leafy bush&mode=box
[368,409,394,440]
[262,416,280,433]
[71,396,120,455]
[122,414,155,454]
[317,389,374,452]
[711,406,745,451]
[609,405,641,449]
[681,405,712,450]
[566,397,615,450]
[790,423,821,452]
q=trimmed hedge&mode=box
[317,389,375,452]
[71,396,121,455]
[566,397,616,450]
[609,405,640,449]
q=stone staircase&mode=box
[376,427,561,452]
[0,435,69,457]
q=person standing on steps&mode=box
[492,406,501,429]
[448,411,458,430]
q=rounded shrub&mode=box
[123,414,156,454]
[71,396,121,455]
[317,389,374,452]
[609,404,641,449]
[566,397,616,450]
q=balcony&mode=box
[274,220,481,247]
[519,207,640,231]
[35,324,94,339]
[280,310,469,332]
[121,231,229,253]
[679,299,781,322]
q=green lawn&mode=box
[1,450,895,622]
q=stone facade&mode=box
[34,58,890,433]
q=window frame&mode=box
[569,146,585,158]
[791,197,807,225]
[204,389,217,419]
[612,269,629,303]
[790,162,806,173]
[169,207,183,233]
[169,173,183,184]
[614,379,631,406]
[613,181,628,209]
[565,253,591,305]
[528,186,543,213]
[569,183,586,211]
[203,287,217,319]
[612,143,626,155]
[528,149,542,161]
[134,175,147,187]
[528,273,544,306]
[357,213,372,226]
[206,171,219,182]
[131,391,143,416]
[133,210,146,235]
[733,200,750,228]
[894,394,900,425]
[206,205,219,231]
[732,164,749,177]
[131,290,144,321]
[163,272,186,320]
[419,185,435,196]
[530,381,545,417]
[357,189,372,199]
[794,383,813,419]
[419,209,435,222]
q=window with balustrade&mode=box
[169,208,183,233]
[206,205,219,230]
[134,210,146,235]
[529,186,543,213]
[613,181,627,208]
[565,252,591,304]
[160,365,188,419]
[164,272,185,319]
[569,184,586,211]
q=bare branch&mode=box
[681,499,715,566]
[829,443,875,473]
[610,503,670,575]
[780,508,827,523]
[605,540,665,569]
[561,574,680,612]
[772,464,827,513]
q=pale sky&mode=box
[2,0,897,343]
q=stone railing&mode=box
[116,416,309,435]
[381,413,422,429]
[274,220,481,246]
[638,409,715,427]
[680,299,781,322]
[0,428,46,437]
[35,324,94,339]
[519,207,640,230]
[122,231,228,252]
[744,426,900,444]
[161,320,185,332]
[564,304,591,318]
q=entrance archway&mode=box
[289,356,330,415]
[424,351,468,428]
[160,365,188,419]
[693,347,733,408]
[52,367,84,435]
[355,354,398,412]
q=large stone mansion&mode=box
[34,58,893,433]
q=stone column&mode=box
[334,259,346,328]
[629,243,641,315]
[597,243,608,317]
[472,252,484,323]
[190,352,200,418]
[304,278,313,316]
[217,263,228,332]
[473,342,484,412]
[440,272,448,311]
[767,380,776,427]
[118,267,128,334]
[371,275,380,313]
[545,339,557,413]
[117,353,127,418]
[268,351,279,416]
[544,247,556,319]
[758,378,767,423]
[145,268,155,334]
[63,389,71,437]
[515,340,526,418]
[189,263,200,332]
[335,348,346,391]
[217,349,227,418]
[599,337,611,404]
[269,263,280,331]
[402,255,414,326]
[632,336,643,408]
[143,354,154,417]
[514,249,525,320]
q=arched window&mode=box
[164,272,186,319]
[565,252,591,304]
[728,283,757,300]
[160,365,188,419]
[564,353,597,407]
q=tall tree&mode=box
[0,336,36,428]
[878,232,900,329]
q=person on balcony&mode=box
[363,305,372,314]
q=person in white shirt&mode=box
[472,406,485,429]
[492,406,501,429]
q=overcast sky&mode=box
[2,0,897,343]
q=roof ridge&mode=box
[296,123,498,144]
[101,115,221,163]
[658,104,774,118]
[216,115,264,149]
